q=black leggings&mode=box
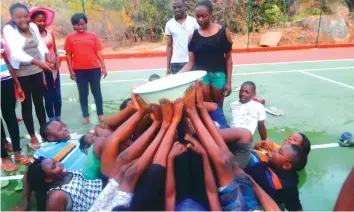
[1,78,21,158]
[18,72,46,136]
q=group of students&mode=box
[15,80,311,211]
[1,3,107,171]
[1,0,312,210]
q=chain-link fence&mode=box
[1,0,353,52]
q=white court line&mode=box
[60,58,354,75]
[311,143,340,149]
[0,142,343,181]
[61,68,166,75]
[60,67,354,86]
[235,58,354,67]
[232,66,354,76]
[299,71,354,90]
[61,79,146,85]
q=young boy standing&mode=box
[230,81,267,140]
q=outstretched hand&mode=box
[149,104,162,122]
[160,99,173,127]
[131,94,149,113]
[183,84,196,113]
[172,98,184,123]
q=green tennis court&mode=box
[1,59,354,211]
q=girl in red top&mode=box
[65,13,107,125]
[30,7,62,122]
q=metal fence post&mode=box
[247,0,253,50]
[316,0,324,48]
[81,0,86,14]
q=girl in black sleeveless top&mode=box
[179,0,233,108]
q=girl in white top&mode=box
[1,37,31,172]
[3,3,54,150]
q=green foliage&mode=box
[291,8,322,22]
[129,0,172,41]
[255,0,288,26]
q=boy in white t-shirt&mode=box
[230,81,267,140]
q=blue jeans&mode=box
[171,62,187,74]
[75,68,103,118]
[44,71,62,120]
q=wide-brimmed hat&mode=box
[29,7,55,26]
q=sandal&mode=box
[1,180,9,188]
[265,106,285,116]
[1,159,18,172]
[14,181,23,191]
[233,85,241,92]
[14,156,31,165]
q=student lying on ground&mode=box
[183,83,280,211]
[245,143,308,211]
[37,121,86,171]
[13,120,88,211]
[253,132,311,157]
[23,99,165,211]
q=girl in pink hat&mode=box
[30,7,62,122]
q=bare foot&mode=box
[82,117,89,125]
[149,104,162,123]
[172,98,184,123]
[160,99,173,126]
[183,85,196,113]
[131,93,139,111]
[195,81,204,107]
[132,94,149,113]
[98,115,105,122]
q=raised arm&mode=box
[117,99,176,192]
[185,135,222,211]
[104,94,137,129]
[152,98,184,167]
[111,105,162,175]
[195,81,229,152]
[101,95,148,178]
[165,142,187,211]
[184,85,235,187]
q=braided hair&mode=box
[27,157,49,211]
